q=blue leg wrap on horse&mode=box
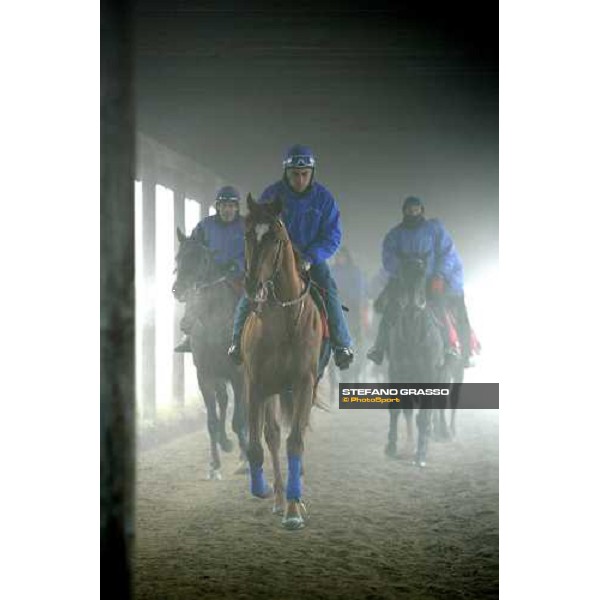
[286,454,302,501]
[250,465,269,497]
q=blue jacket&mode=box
[382,218,464,293]
[190,215,245,274]
[259,180,342,265]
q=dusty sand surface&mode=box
[135,404,498,600]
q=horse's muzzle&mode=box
[172,282,184,302]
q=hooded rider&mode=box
[366,195,474,367]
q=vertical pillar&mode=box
[172,187,186,409]
[100,0,134,597]
[142,177,156,423]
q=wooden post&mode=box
[142,177,157,423]
[100,0,134,596]
[173,187,186,409]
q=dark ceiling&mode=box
[133,0,498,272]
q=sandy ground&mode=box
[134,400,498,600]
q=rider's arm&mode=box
[302,196,342,264]
[432,220,458,282]
[382,228,401,278]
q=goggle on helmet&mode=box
[215,186,241,204]
[282,144,316,169]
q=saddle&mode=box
[226,276,245,298]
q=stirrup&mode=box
[174,336,192,353]
[366,346,384,365]
[334,347,354,370]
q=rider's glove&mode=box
[430,276,445,295]
[300,259,312,272]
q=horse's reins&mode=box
[194,275,228,292]
[251,227,311,309]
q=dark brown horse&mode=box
[241,194,324,530]
[172,229,247,480]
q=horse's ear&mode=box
[176,227,186,243]
[271,195,283,217]
[247,193,257,213]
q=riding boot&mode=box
[174,336,192,353]
[310,262,354,370]
[227,338,243,365]
[367,317,389,365]
[174,306,194,353]
[228,295,251,365]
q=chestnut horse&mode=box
[241,195,324,530]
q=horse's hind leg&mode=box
[231,374,248,472]
[415,403,433,468]
[215,380,233,452]
[246,387,272,498]
[386,408,399,457]
[264,399,285,515]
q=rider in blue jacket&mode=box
[366,196,473,367]
[227,144,354,370]
[174,185,245,352]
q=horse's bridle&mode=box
[247,224,311,309]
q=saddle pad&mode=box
[444,310,461,353]
[308,283,330,340]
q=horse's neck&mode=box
[191,284,236,326]
[397,306,428,343]
[274,242,304,301]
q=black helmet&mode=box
[402,196,424,212]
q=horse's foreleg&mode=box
[264,399,284,515]
[198,378,221,480]
[283,375,314,530]
[403,406,416,456]
[433,395,450,441]
[449,377,463,439]
[246,387,271,498]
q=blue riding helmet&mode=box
[282,144,316,169]
[215,185,241,204]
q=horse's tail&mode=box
[312,377,330,413]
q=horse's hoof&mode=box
[252,486,274,499]
[272,504,285,516]
[282,515,305,530]
[412,459,427,468]
[384,443,397,458]
[206,469,222,481]
[234,462,249,475]
[219,438,234,453]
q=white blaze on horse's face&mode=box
[255,223,269,244]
